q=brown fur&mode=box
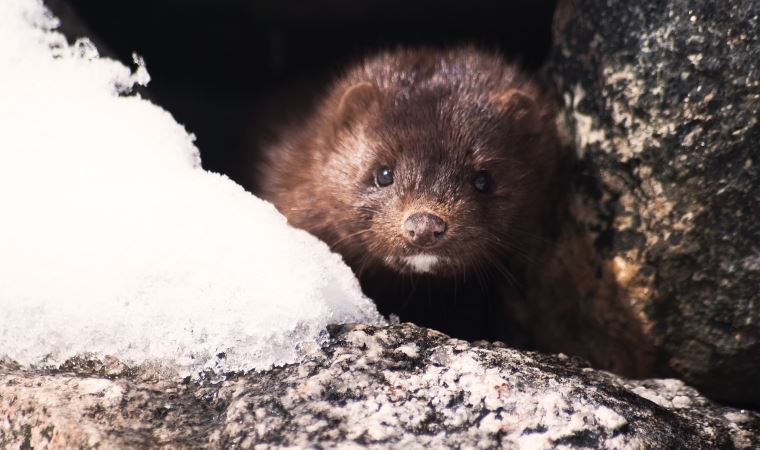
[258,47,565,342]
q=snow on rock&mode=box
[0,0,382,376]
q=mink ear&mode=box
[335,81,379,129]
[492,89,541,133]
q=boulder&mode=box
[1,324,757,448]
[545,0,760,406]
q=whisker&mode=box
[330,228,374,251]
[480,236,537,266]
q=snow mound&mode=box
[0,0,382,376]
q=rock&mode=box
[1,324,758,448]
[545,0,760,406]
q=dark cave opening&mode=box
[55,0,557,187]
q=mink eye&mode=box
[472,170,492,193]
[375,166,394,187]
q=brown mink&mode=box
[257,47,566,343]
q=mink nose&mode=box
[403,212,448,248]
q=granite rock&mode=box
[1,324,758,449]
[545,0,760,406]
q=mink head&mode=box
[304,50,560,277]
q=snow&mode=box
[0,0,382,376]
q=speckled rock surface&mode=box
[548,0,760,406]
[1,324,758,449]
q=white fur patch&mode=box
[402,254,441,273]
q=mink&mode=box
[257,47,567,343]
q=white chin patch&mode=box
[402,254,442,273]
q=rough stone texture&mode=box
[547,0,760,406]
[1,324,758,449]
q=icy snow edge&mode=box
[0,0,383,376]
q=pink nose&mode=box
[403,213,448,248]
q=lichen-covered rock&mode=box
[1,324,758,449]
[547,0,760,406]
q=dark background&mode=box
[54,0,557,187]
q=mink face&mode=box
[260,48,561,281]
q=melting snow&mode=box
[0,0,382,376]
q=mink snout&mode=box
[402,212,448,248]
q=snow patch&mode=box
[0,0,382,376]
